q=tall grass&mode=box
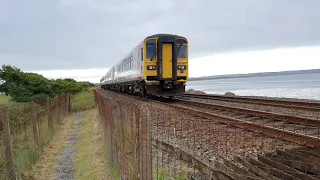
[0,95,9,104]
[71,90,94,112]
[0,113,53,179]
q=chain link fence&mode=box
[95,89,320,180]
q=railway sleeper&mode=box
[242,116,263,122]
[222,159,261,180]
[287,150,320,163]
[234,155,280,180]
[294,148,320,159]
[234,113,250,119]
[274,150,319,175]
[257,155,318,180]
[247,156,296,180]
[152,138,233,180]
[213,160,254,180]
[266,153,318,176]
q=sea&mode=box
[186,73,320,100]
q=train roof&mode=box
[146,33,187,39]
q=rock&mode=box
[186,89,207,95]
[224,92,235,96]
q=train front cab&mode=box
[143,34,188,97]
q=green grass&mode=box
[71,90,94,112]
[74,109,111,180]
[0,95,9,104]
[0,115,54,179]
[74,110,97,179]
[153,168,187,180]
[0,90,95,179]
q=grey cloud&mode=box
[0,0,320,71]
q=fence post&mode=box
[47,97,53,134]
[31,102,39,146]
[1,109,17,180]
[57,96,61,124]
[64,94,67,116]
[139,107,152,180]
[68,94,72,112]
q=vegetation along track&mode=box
[180,93,320,112]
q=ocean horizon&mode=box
[186,72,320,100]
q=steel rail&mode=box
[98,89,320,147]
[181,94,320,112]
[154,101,320,148]
[175,98,320,127]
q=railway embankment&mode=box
[94,88,320,179]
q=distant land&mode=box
[189,69,320,81]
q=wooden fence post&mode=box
[31,102,39,146]
[1,109,17,180]
[57,96,61,124]
[47,97,53,134]
[68,94,72,112]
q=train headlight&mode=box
[147,65,157,70]
[177,65,187,70]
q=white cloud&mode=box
[27,68,110,83]
[189,45,320,77]
[26,46,320,83]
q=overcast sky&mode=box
[1,0,320,82]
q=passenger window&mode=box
[146,39,156,59]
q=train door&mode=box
[162,43,173,79]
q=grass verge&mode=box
[28,113,76,179]
[0,95,9,104]
[71,90,94,112]
[74,109,111,180]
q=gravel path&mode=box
[54,112,84,180]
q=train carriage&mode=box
[100,33,188,98]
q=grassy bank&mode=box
[71,90,95,112]
[0,90,95,179]
[0,95,9,104]
[74,109,111,180]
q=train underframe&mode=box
[101,80,185,98]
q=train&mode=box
[100,33,189,98]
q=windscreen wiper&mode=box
[150,50,156,61]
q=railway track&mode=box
[180,93,320,112]
[98,89,320,179]
[100,89,320,148]
[164,98,320,148]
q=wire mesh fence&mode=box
[95,89,320,180]
[0,94,70,180]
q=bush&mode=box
[0,64,95,103]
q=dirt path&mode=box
[54,112,83,179]
[30,109,111,180]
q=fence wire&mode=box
[0,94,70,179]
[94,89,320,180]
